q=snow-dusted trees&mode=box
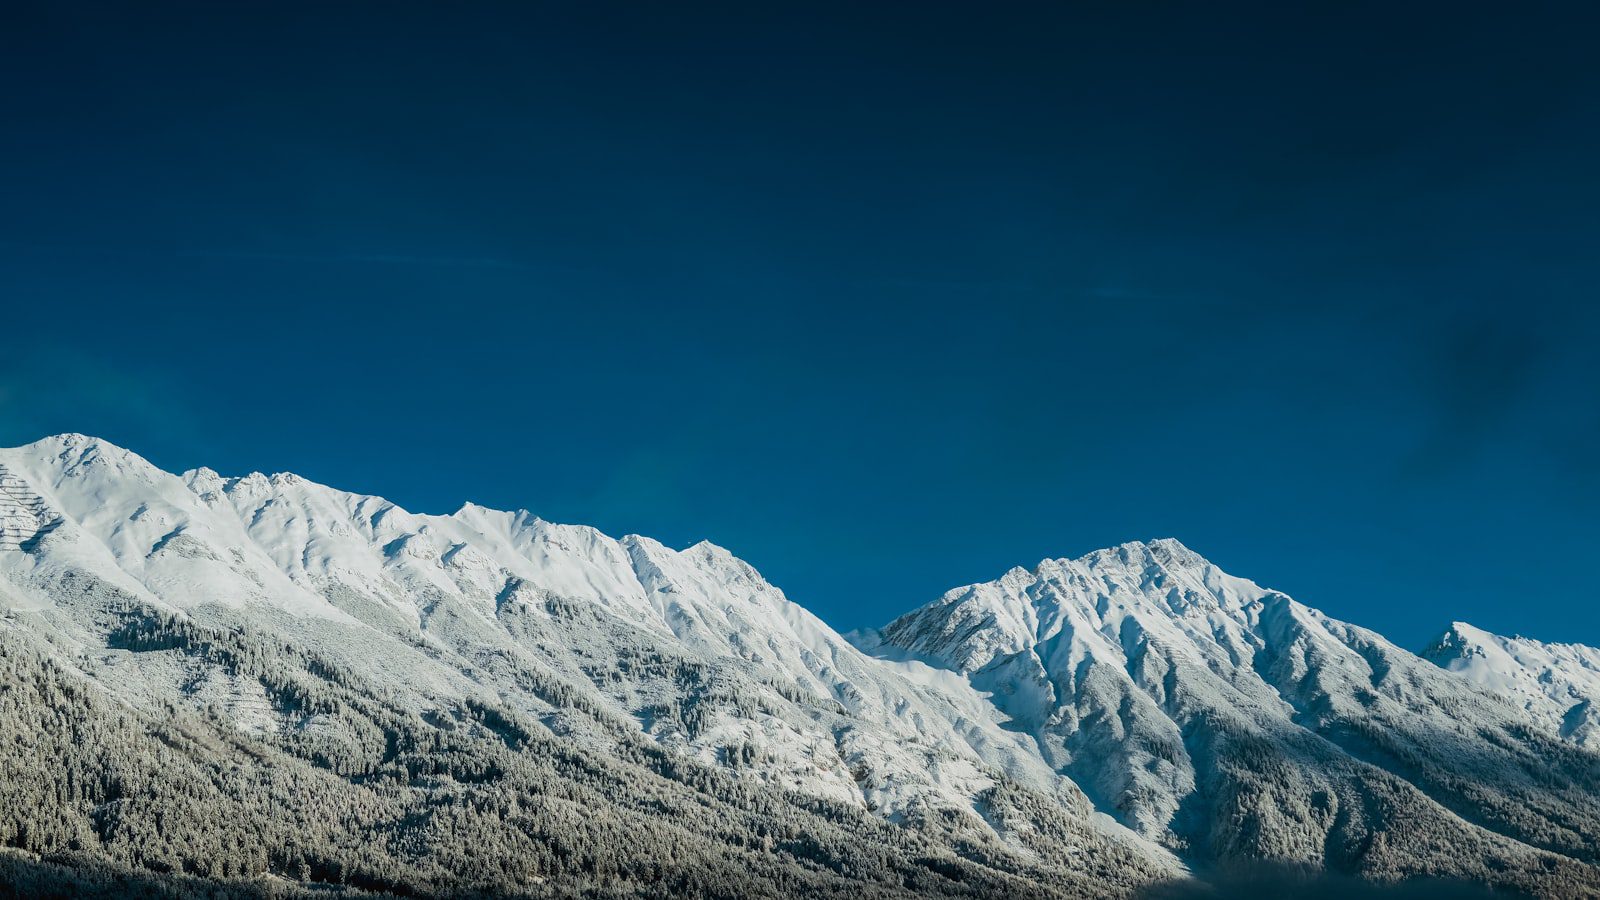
[0,607,1152,899]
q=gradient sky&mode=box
[4,3,1598,648]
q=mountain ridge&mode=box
[2,433,1598,898]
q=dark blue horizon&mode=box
[4,2,1598,648]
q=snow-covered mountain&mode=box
[0,434,1164,897]
[864,539,1600,890]
[2,433,1598,898]
[0,435,1097,818]
[1422,622,1600,749]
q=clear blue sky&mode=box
[4,2,1598,648]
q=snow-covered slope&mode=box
[2,434,1598,897]
[1423,622,1600,749]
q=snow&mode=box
[2,433,1595,882]
[1422,621,1600,747]
[869,536,1600,847]
[0,433,1137,853]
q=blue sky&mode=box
[4,2,1598,647]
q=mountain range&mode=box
[1,433,1597,898]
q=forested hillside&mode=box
[0,606,1157,899]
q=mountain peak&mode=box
[6,432,169,484]
[873,536,1256,679]
[1420,621,1600,748]
[15,432,124,457]
[1427,619,1490,646]
[685,538,733,558]
[28,431,105,448]
[1079,536,1205,569]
